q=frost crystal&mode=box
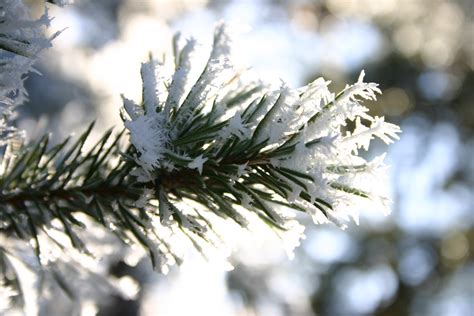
[121,22,401,265]
[188,154,207,174]
[124,110,168,175]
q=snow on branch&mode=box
[0,0,59,145]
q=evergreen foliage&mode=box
[0,2,400,312]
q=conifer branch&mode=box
[0,12,401,310]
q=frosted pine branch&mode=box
[0,21,401,310]
[0,0,59,145]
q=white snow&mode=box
[188,154,208,174]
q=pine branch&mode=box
[0,21,401,310]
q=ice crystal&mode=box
[188,154,207,174]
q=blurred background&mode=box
[22,0,474,315]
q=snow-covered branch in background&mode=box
[0,0,59,145]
